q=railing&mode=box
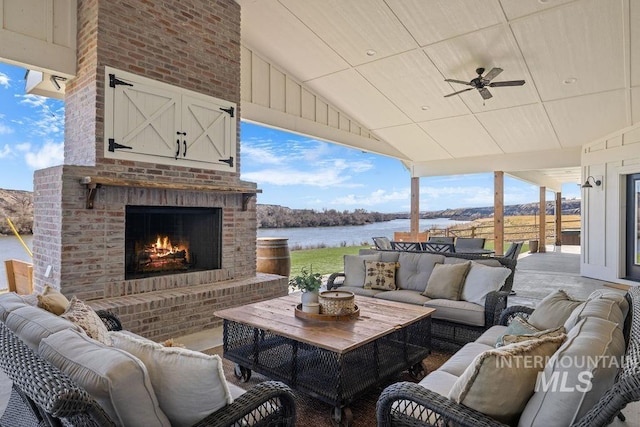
[425,218,581,245]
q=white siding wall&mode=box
[582,124,640,285]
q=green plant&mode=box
[288,266,322,293]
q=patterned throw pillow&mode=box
[61,296,111,345]
[364,261,398,290]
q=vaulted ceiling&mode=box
[238,0,639,190]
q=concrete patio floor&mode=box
[509,244,628,306]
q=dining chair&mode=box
[372,236,393,251]
[420,242,455,253]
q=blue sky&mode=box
[0,62,581,213]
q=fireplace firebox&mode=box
[125,206,222,279]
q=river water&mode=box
[0,218,464,287]
[257,218,467,248]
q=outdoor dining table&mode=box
[453,247,495,256]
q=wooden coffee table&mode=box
[215,294,434,426]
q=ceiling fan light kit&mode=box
[444,67,525,100]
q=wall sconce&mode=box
[581,176,602,188]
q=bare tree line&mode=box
[0,189,33,235]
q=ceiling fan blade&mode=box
[478,87,493,100]
[444,87,474,98]
[444,78,472,85]
[483,67,503,81]
[489,80,526,87]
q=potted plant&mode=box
[289,266,322,305]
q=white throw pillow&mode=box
[39,329,170,427]
[461,263,511,305]
[109,331,232,427]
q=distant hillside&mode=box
[422,199,581,221]
[0,188,580,233]
[0,189,33,235]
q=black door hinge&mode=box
[220,106,234,117]
[219,156,234,167]
[109,74,134,88]
[108,138,133,152]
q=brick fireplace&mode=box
[31,0,288,340]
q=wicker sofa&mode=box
[327,251,517,349]
[377,287,640,427]
[0,292,296,427]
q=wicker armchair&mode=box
[376,287,640,427]
[0,312,296,427]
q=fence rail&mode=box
[426,219,581,245]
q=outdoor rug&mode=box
[205,347,451,427]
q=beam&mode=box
[411,148,581,178]
[494,172,504,256]
[539,187,547,253]
[507,171,567,193]
[410,177,420,240]
[555,192,562,246]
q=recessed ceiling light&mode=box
[563,77,577,85]
[421,105,430,111]
[538,0,550,4]
[366,49,376,57]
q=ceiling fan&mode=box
[444,67,525,100]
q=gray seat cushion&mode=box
[518,317,626,427]
[423,299,485,326]
[474,325,508,347]
[437,342,492,377]
[337,286,384,297]
[418,370,460,398]
[343,254,381,287]
[396,253,445,292]
[373,290,430,306]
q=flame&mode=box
[149,235,189,260]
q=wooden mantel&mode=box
[80,176,261,210]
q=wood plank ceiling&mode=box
[238,0,638,188]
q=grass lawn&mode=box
[290,245,370,276]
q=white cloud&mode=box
[15,143,31,152]
[15,94,64,139]
[241,145,284,165]
[0,72,9,88]
[0,123,13,135]
[24,141,64,169]
[0,144,12,158]
[243,167,362,188]
[332,188,411,207]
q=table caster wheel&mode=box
[233,364,252,382]
[409,362,426,380]
[330,406,353,426]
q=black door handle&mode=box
[183,140,187,157]
[175,139,180,159]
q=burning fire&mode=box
[149,235,189,261]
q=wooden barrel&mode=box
[256,237,291,277]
